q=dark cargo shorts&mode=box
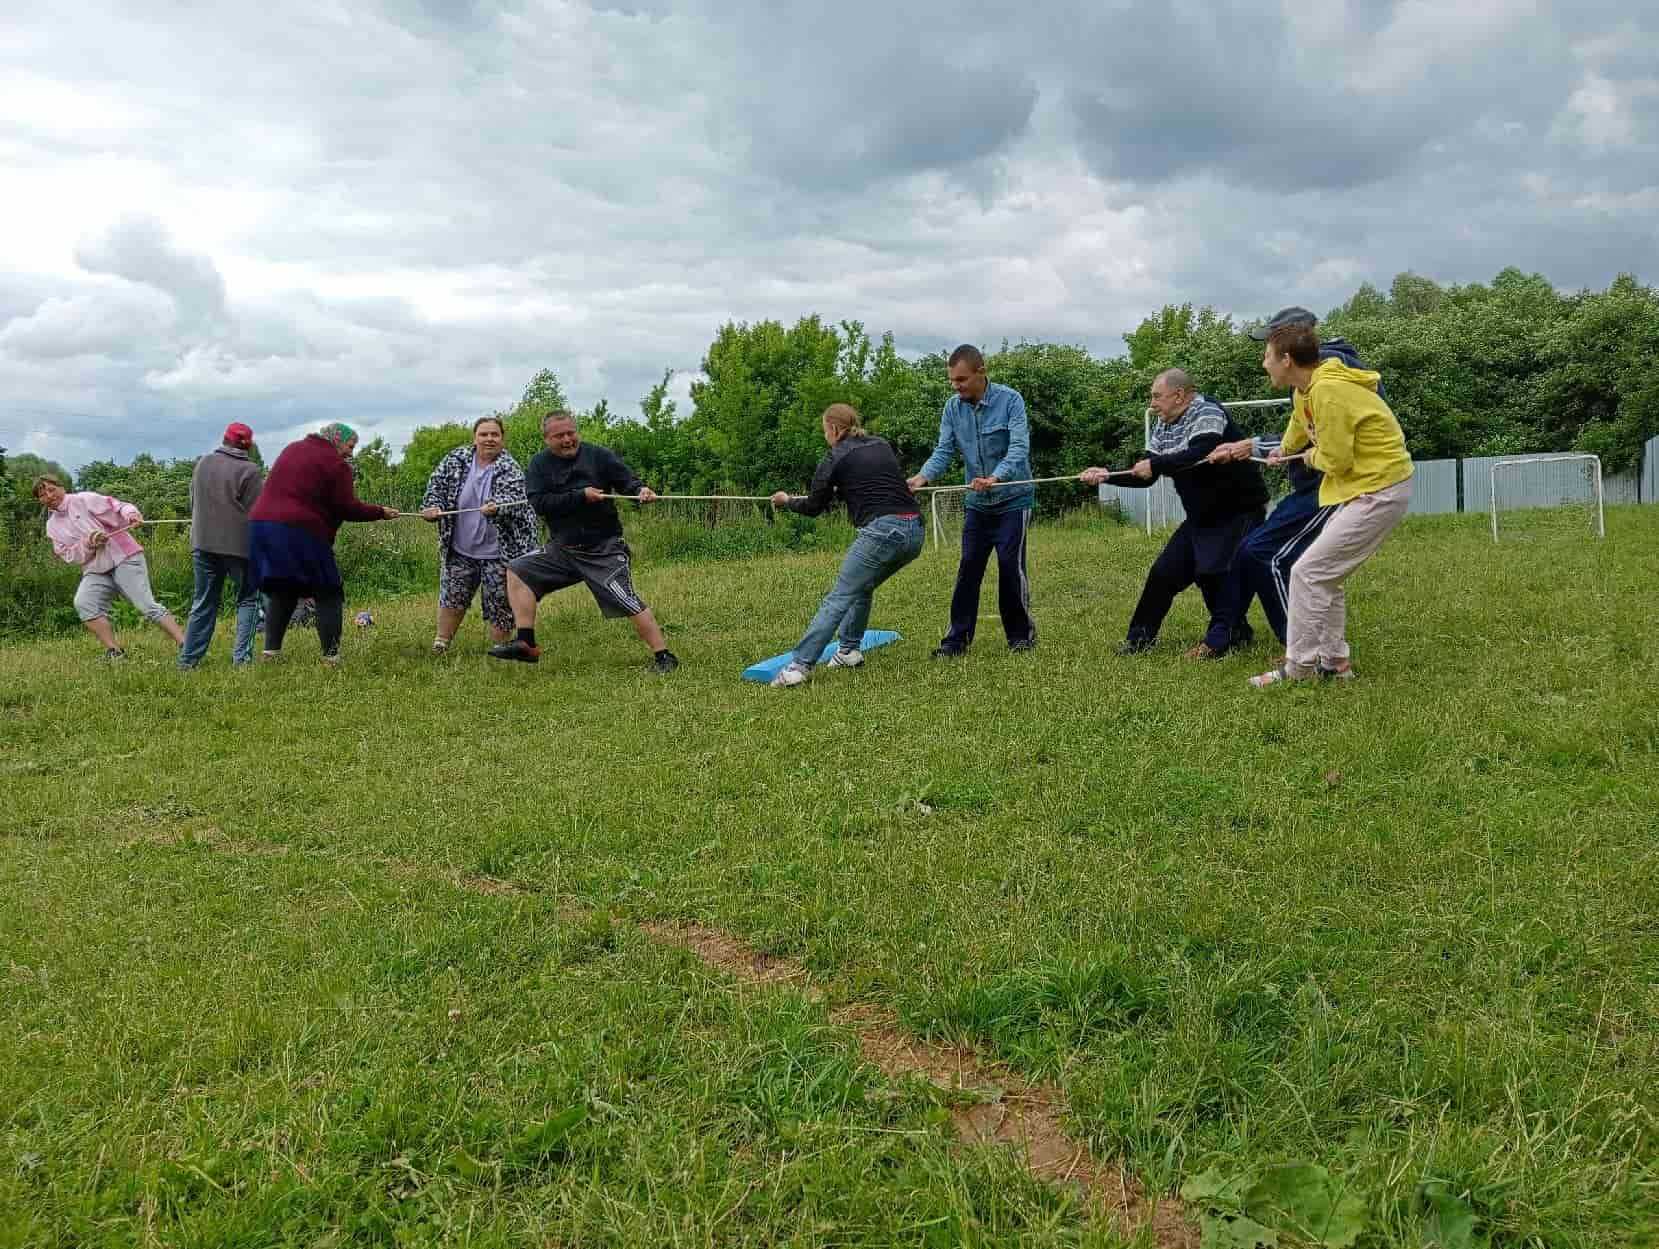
[508,538,647,619]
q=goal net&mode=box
[1490,454,1604,542]
[925,488,970,551]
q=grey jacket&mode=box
[190,445,264,557]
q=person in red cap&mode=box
[178,422,265,668]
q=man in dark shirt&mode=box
[1082,369,1268,658]
[488,410,679,672]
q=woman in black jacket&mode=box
[767,404,925,687]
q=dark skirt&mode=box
[248,521,342,595]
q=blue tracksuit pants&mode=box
[1233,486,1338,645]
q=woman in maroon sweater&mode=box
[248,422,397,663]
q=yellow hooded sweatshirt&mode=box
[1280,359,1413,506]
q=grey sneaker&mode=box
[828,648,864,669]
[770,661,810,688]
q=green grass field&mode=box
[3,507,1656,1247]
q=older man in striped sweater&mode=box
[1083,369,1267,658]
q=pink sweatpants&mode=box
[1285,477,1412,676]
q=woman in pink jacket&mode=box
[35,475,186,660]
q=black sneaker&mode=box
[487,639,540,663]
[1115,638,1154,656]
[651,650,680,674]
[104,647,127,662]
[930,645,966,660]
[1008,638,1036,653]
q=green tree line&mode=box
[8,267,1658,532]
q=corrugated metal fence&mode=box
[1407,459,1459,515]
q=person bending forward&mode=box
[247,422,398,665]
[767,404,926,688]
[1204,306,1381,650]
[1082,369,1267,658]
[489,410,679,674]
[36,476,186,659]
[1249,321,1413,686]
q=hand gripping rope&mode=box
[390,450,1311,551]
[393,496,778,515]
[100,518,193,538]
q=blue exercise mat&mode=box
[741,629,902,682]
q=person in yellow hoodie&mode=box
[1248,320,1413,687]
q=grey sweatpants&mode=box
[75,553,170,623]
[1285,477,1412,676]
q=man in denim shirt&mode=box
[907,344,1037,656]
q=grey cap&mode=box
[1247,306,1316,341]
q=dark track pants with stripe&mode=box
[1231,486,1338,645]
[1125,508,1263,652]
[942,505,1035,650]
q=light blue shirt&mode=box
[452,459,500,559]
[917,381,1034,511]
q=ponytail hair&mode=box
[821,403,866,442]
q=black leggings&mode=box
[263,586,344,657]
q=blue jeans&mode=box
[791,515,924,667]
[943,505,1035,650]
[178,550,258,668]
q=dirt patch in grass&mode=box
[457,873,530,897]
[644,921,1195,1248]
[642,920,818,993]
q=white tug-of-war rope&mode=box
[394,453,1313,552]
[99,449,1310,550]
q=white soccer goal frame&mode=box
[1489,454,1604,543]
[1134,397,1293,535]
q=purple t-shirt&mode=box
[452,459,500,560]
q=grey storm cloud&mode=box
[74,216,228,328]
[1,0,1656,471]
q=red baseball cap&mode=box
[223,422,254,448]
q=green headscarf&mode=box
[317,422,357,453]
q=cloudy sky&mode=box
[3,1,1656,470]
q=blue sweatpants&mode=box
[1233,486,1338,645]
[942,505,1035,650]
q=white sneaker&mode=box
[769,662,810,688]
[431,637,450,655]
[828,648,864,669]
